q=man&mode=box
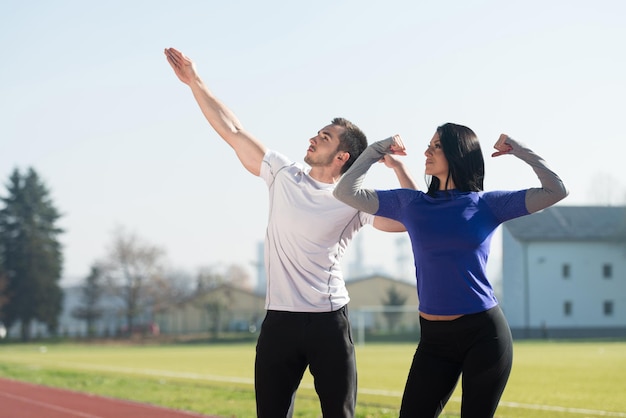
[164,47,416,417]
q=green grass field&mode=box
[1,340,625,417]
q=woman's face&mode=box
[424,132,449,182]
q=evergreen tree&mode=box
[71,264,104,338]
[382,285,408,332]
[0,270,8,321]
[0,258,7,334]
[0,168,64,341]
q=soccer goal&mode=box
[350,305,421,346]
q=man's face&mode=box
[304,124,346,167]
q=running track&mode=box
[0,378,221,418]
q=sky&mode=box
[1,0,625,287]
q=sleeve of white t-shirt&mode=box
[260,149,295,186]
[358,211,375,227]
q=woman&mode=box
[333,123,568,417]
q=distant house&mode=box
[14,270,416,341]
[154,275,419,340]
[57,285,125,337]
[347,274,418,309]
[502,206,626,339]
[346,274,419,339]
[5,285,125,339]
[44,206,625,342]
[155,284,265,336]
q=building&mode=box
[155,284,265,336]
[346,274,418,313]
[30,204,626,341]
[346,274,419,344]
[502,206,626,339]
[5,284,126,339]
[152,274,419,342]
[56,285,126,337]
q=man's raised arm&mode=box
[165,47,266,176]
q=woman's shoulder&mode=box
[479,189,527,201]
[377,188,427,206]
[479,189,529,219]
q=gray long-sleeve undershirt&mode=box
[334,136,568,214]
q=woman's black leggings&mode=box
[399,305,513,418]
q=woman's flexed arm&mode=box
[334,135,406,214]
[491,134,569,213]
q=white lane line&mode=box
[498,401,626,417]
[26,361,626,417]
[0,391,104,418]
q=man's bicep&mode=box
[232,130,267,176]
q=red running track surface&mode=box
[0,378,222,418]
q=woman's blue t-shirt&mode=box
[375,188,529,315]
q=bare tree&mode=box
[150,268,195,315]
[101,227,166,337]
[194,263,252,339]
[196,263,253,292]
[203,290,233,340]
[225,264,253,291]
[587,172,626,206]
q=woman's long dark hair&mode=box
[426,123,485,196]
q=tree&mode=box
[0,270,9,320]
[101,227,166,337]
[0,168,64,341]
[381,285,408,332]
[0,262,9,336]
[195,264,252,339]
[71,264,105,338]
[203,290,231,340]
[196,263,253,292]
[152,268,195,312]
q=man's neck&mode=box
[309,167,342,184]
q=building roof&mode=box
[346,273,412,286]
[504,205,626,242]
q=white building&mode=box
[502,206,626,339]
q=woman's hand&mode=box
[380,154,404,169]
[492,134,514,157]
[389,134,407,156]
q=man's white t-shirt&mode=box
[259,150,374,312]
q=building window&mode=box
[563,301,572,316]
[562,264,571,279]
[604,301,614,316]
[602,264,612,279]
